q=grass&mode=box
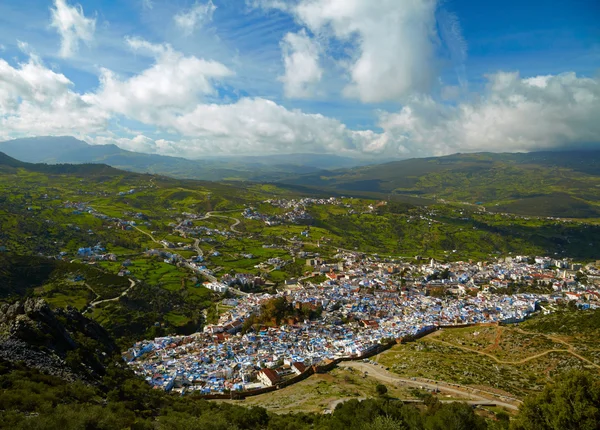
[216,366,419,414]
[377,316,600,399]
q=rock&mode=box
[0,298,118,383]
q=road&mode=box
[83,278,137,314]
[135,214,249,296]
[339,362,521,411]
[193,238,203,257]
[200,211,242,233]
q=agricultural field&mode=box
[2,157,600,348]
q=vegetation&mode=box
[378,310,600,398]
[283,150,600,218]
[6,358,596,429]
[242,297,322,332]
[0,359,492,429]
[511,370,600,430]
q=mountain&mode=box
[0,136,368,181]
[281,151,600,218]
[0,150,128,176]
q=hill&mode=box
[281,151,600,217]
[0,151,127,176]
[0,136,367,181]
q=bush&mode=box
[376,384,388,396]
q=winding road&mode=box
[83,278,137,314]
[199,210,243,233]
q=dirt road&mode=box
[339,361,521,411]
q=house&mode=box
[77,247,93,258]
[257,368,280,387]
[291,362,307,375]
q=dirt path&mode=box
[83,278,137,314]
[133,225,159,244]
[339,362,521,411]
[325,397,366,414]
[84,283,101,303]
[428,337,600,369]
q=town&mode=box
[124,254,600,395]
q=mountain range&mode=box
[0,136,370,182]
[1,136,600,217]
[280,150,600,217]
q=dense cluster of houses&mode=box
[242,207,313,226]
[241,197,345,226]
[124,255,599,395]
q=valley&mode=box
[0,151,599,429]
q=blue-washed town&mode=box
[125,254,600,395]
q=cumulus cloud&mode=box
[0,55,108,135]
[174,1,217,35]
[279,30,322,98]
[50,0,96,58]
[377,72,600,157]
[166,97,380,156]
[253,0,439,103]
[1,40,598,159]
[89,39,233,124]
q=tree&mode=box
[425,402,487,430]
[575,271,588,285]
[362,415,406,430]
[511,370,600,430]
[376,384,388,396]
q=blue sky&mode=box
[0,0,598,159]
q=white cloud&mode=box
[50,0,96,58]
[142,0,153,10]
[0,56,108,134]
[89,39,233,124]
[279,30,322,98]
[265,0,439,103]
[377,72,600,157]
[174,1,217,35]
[437,9,468,90]
[1,40,598,160]
[166,97,379,156]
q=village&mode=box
[124,254,600,396]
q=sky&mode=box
[0,0,598,160]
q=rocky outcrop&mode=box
[0,298,118,382]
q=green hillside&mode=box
[1,153,599,344]
[282,151,600,217]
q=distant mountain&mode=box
[0,137,368,181]
[280,151,600,218]
[0,151,126,176]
